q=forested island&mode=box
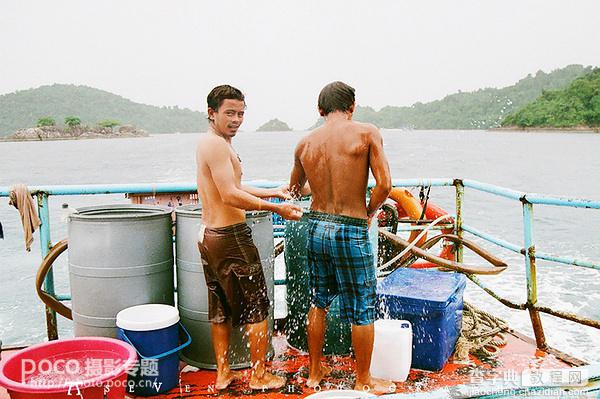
[0,84,207,137]
[500,68,600,131]
[314,65,594,130]
[1,65,598,137]
[256,118,292,132]
[1,116,148,141]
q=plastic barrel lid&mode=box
[116,304,179,331]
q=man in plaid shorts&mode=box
[288,81,393,393]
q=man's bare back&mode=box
[291,115,391,220]
[288,81,393,393]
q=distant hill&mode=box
[0,84,208,136]
[501,68,600,129]
[256,118,292,132]
[310,65,593,130]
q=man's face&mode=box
[208,99,245,138]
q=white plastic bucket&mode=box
[370,319,412,382]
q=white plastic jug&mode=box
[370,319,412,382]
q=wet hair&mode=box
[318,81,355,116]
[207,85,245,114]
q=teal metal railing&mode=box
[389,178,600,350]
[1,179,599,348]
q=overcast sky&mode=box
[2,0,600,131]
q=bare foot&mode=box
[215,370,243,390]
[306,363,332,388]
[249,371,286,391]
[354,376,396,395]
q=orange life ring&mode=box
[412,244,455,268]
[388,188,427,247]
[413,199,455,267]
[387,188,455,268]
[421,201,454,235]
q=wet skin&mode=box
[289,110,391,221]
[289,108,394,392]
[196,98,301,390]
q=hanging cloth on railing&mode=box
[8,184,41,251]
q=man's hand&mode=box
[269,185,292,200]
[276,202,303,221]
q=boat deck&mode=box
[0,328,580,399]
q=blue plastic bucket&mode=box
[116,304,191,396]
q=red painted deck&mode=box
[0,329,579,399]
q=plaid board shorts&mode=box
[307,211,377,326]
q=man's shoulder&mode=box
[196,134,230,166]
[352,122,382,143]
[296,130,317,147]
[198,132,226,143]
[198,133,227,150]
[306,125,324,137]
[308,122,375,137]
[352,121,379,134]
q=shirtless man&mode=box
[196,85,302,390]
[289,81,394,393]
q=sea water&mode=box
[1,130,599,363]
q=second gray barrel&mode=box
[175,205,274,369]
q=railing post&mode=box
[522,200,546,349]
[37,192,59,341]
[454,179,464,263]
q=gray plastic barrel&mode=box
[68,204,175,337]
[175,205,275,369]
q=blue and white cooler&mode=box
[116,304,191,396]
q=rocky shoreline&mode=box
[491,125,600,133]
[0,125,148,142]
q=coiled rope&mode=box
[455,301,508,361]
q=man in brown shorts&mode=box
[196,85,302,390]
[289,81,394,393]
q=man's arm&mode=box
[366,127,392,218]
[204,140,301,219]
[242,185,291,200]
[288,141,310,199]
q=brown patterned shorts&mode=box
[197,222,269,327]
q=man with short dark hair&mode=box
[196,84,302,390]
[289,81,394,393]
